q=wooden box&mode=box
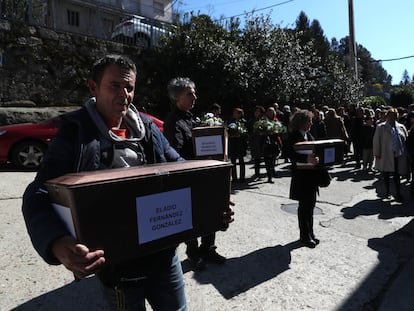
[192,126,228,161]
[45,160,232,266]
[294,139,345,166]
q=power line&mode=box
[219,0,295,20]
[184,0,295,21]
[184,0,250,11]
[375,55,414,63]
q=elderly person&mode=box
[164,77,227,270]
[373,108,409,202]
[287,109,326,248]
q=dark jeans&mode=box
[100,251,186,311]
[383,157,401,196]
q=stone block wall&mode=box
[0,19,141,107]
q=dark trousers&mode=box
[264,155,276,180]
[254,157,261,176]
[383,157,401,196]
[231,156,245,181]
[298,192,317,241]
[353,141,363,166]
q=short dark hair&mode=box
[89,54,137,84]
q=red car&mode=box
[0,112,164,170]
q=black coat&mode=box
[287,130,319,201]
[164,107,198,160]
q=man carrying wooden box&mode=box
[22,55,233,311]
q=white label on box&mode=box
[195,135,223,156]
[136,188,193,244]
[52,203,77,238]
[324,147,335,164]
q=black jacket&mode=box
[287,130,319,201]
[22,106,182,285]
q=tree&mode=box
[360,96,387,110]
[137,14,245,118]
[401,70,411,85]
[0,0,46,24]
[390,86,414,108]
[136,12,363,118]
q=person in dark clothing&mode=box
[264,106,282,183]
[227,107,248,182]
[350,107,365,169]
[22,55,187,310]
[405,111,414,198]
[361,116,375,171]
[249,105,266,180]
[310,109,327,140]
[287,109,326,248]
[164,77,227,270]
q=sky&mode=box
[177,0,414,85]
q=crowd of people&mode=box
[21,53,414,310]
[221,102,414,205]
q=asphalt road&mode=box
[1,160,414,311]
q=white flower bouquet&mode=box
[227,120,248,137]
[253,119,286,136]
[200,112,224,126]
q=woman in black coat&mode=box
[287,109,322,248]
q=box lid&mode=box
[45,160,231,187]
[294,139,344,150]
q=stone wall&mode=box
[0,19,141,107]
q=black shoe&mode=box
[200,247,226,264]
[267,178,274,184]
[310,234,320,245]
[395,194,404,202]
[311,237,320,245]
[300,239,317,248]
[186,247,206,271]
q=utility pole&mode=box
[348,0,358,80]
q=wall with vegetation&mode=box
[0,19,140,107]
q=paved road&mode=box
[1,160,413,310]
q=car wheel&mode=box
[134,33,150,48]
[10,140,46,170]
